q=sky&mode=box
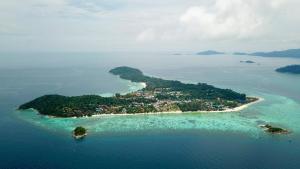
[1,0,300,52]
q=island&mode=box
[233,52,248,55]
[196,50,224,55]
[240,60,255,64]
[234,48,300,58]
[260,124,288,134]
[276,65,300,74]
[173,53,182,55]
[18,66,259,117]
[73,126,87,139]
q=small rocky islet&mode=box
[240,60,255,64]
[260,124,289,134]
[73,126,87,139]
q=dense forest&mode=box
[19,94,156,117]
[109,66,246,101]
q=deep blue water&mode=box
[2,128,300,169]
[1,52,300,169]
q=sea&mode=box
[1,52,300,169]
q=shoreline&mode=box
[19,97,263,119]
[18,80,263,119]
[88,96,264,118]
[90,81,263,117]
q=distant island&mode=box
[173,53,182,55]
[234,48,300,58]
[19,66,258,117]
[240,60,255,64]
[233,52,248,55]
[276,65,300,74]
[196,50,224,55]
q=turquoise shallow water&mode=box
[15,90,300,138]
[12,53,300,138]
[2,52,300,169]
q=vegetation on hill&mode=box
[109,66,246,101]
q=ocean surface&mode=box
[1,52,300,169]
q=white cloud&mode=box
[137,28,156,41]
[270,0,286,9]
[137,0,300,45]
[1,0,300,51]
[179,0,263,40]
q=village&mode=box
[93,87,237,114]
